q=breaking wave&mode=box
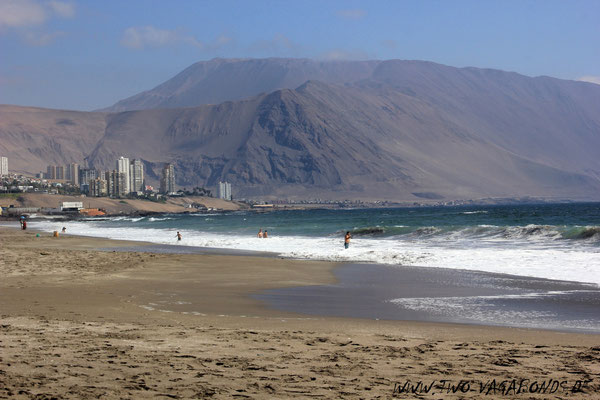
[339,224,599,243]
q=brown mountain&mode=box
[0,105,107,175]
[2,58,600,201]
[101,58,380,112]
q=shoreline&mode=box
[2,226,600,398]
[6,223,600,333]
[2,225,598,337]
[13,217,600,287]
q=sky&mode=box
[1,0,599,111]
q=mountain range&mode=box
[1,58,599,201]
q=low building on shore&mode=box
[61,202,83,212]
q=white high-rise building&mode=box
[116,157,130,194]
[217,181,232,200]
[0,157,8,176]
[129,159,144,194]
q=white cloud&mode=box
[214,34,232,47]
[203,34,232,52]
[336,9,367,20]
[22,30,65,46]
[578,76,600,85]
[0,0,75,28]
[120,26,203,49]
[0,0,74,48]
[0,0,46,28]
[48,1,75,18]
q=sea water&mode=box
[30,202,600,285]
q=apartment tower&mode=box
[116,157,131,194]
[160,163,175,194]
[0,157,8,176]
[129,159,144,195]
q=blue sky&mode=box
[1,0,599,110]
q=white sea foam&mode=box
[389,291,600,331]
[28,220,600,286]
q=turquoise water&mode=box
[89,202,600,240]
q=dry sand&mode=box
[1,226,599,399]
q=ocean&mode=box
[27,202,600,332]
[30,202,600,285]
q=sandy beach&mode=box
[1,226,599,399]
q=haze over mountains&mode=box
[2,58,600,201]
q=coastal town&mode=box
[0,155,241,217]
[1,154,563,219]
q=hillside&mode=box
[0,105,107,174]
[2,58,600,201]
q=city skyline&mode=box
[0,0,598,110]
[41,156,155,198]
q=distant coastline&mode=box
[1,191,597,219]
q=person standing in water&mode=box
[344,231,351,249]
[257,229,263,238]
[176,231,182,241]
[263,230,268,238]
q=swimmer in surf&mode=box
[344,231,351,249]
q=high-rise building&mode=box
[66,163,79,185]
[129,159,144,194]
[0,157,8,176]
[106,170,127,197]
[217,181,232,200]
[89,177,108,197]
[79,168,98,187]
[46,165,57,179]
[116,156,131,194]
[160,163,175,194]
[79,168,98,193]
[56,165,65,180]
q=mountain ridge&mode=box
[2,58,599,201]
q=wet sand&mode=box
[1,226,599,399]
[257,263,600,333]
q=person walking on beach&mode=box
[62,227,66,233]
[257,229,263,238]
[344,231,351,249]
[176,231,182,241]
